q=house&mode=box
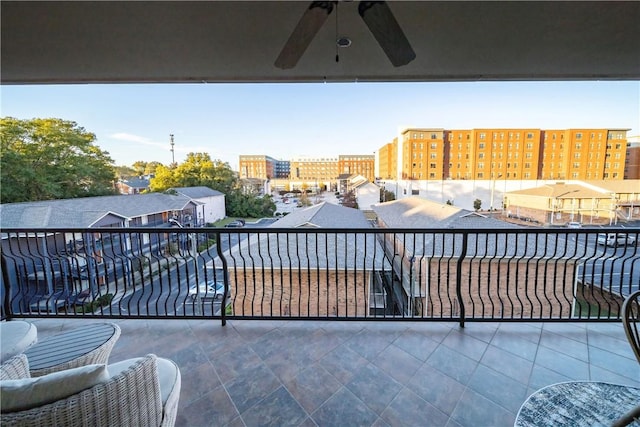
[504,180,640,226]
[216,202,391,316]
[168,186,226,225]
[371,197,583,318]
[115,177,151,195]
[0,193,201,304]
[352,180,381,212]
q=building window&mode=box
[479,153,485,159]
[479,143,485,149]
[479,133,486,140]
[430,143,437,149]
[576,133,582,139]
[430,163,436,169]
[431,133,437,139]
[477,173,484,178]
[527,133,533,139]
[431,153,437,159]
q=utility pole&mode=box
[169,134,175,166]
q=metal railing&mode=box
[2,227,638,326]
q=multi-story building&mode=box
[445,129,474,180]
[624,137,640,179]
[540,129,628,180]
[289,156,339,189]
[274,159,290,179]
[377,139,398,180]
[338,154,375,182]
[380,127,629,181]
[400,128,445,180]
[238,155,276,180]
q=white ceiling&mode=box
[1,1,639,84]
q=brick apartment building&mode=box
[378,127,631,181]
[337,154,375,182]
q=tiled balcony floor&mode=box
[29,318,639,427]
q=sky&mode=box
[1,81,638,170]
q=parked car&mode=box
[224,220,244,228]
[597,233,636,247]
[29,288,92,312]
[566,222,582,229]
[188,281,226,300]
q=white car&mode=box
[188,281,226,300]
[566,222,582,229]
[597,233,636,247]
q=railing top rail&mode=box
[3,226,638,235]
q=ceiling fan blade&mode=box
[358,1,416,67]
[275,1,335,70]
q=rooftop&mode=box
[29,318,639,427]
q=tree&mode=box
[132,161,147,176]
[150,153,237,195]
[226,190,276,218]
[1,117,117,203]
[342,191,358,209]
[114,165,137,179]
[144,161,162,176]
[473,198,482,211]
[380,189,396,202]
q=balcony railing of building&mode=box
[2,227,638,326]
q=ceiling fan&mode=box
[275,1,416,69]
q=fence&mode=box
[2,227,638,326]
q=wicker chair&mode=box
[622,289,640,364]
[1,354,181,427]
[0,353,30,380]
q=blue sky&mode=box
[2,81,638,169]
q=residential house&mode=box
[0,193,201,308]
[168,186,226,225]
[217,202,390,317]
[371,197,585,318]
[115,176,151,194]
[504,181,640,225]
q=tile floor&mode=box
[29,318,640,427]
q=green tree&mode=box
[380,189,396,202]
[473,198,482,211]
[132,161,147,176]
[1,117,117,203]
[114,165,137,179]
[150,153,236,195]
[149,164,178,191]
[144,161,162,176]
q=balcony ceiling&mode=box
[1,1,639,84]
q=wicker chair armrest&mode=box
[1,354,163,427]
[0,353,30,380]
[159,358,182,427]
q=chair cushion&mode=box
[107,356,180,405]
[0,321,37,362]
[0,363,109,412]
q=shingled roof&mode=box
[271,202,371,228]
[169,186,224,199]
[0,193,199,228]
